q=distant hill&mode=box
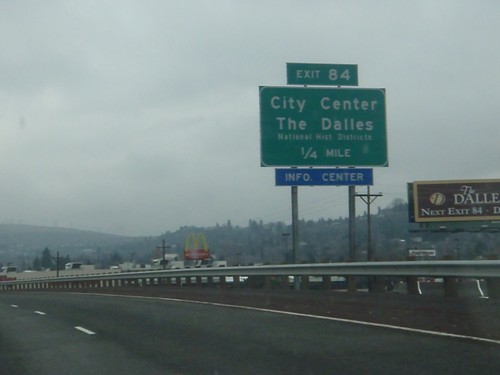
[1,200,499,270]
[0,224,144,268]
[0,224,134,247]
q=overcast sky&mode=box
[1,1,498,236]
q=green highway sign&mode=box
[259,86,387,167]
[287,63,358,86]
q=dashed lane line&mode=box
[10,305,95,335]
[75,326,96,335]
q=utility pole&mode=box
[52,251,60,277]
[356,186,382,261]
[348,186,356,261]
[156,239,170,270]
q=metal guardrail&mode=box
[2,260,499,286]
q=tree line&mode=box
[3,200,499,271]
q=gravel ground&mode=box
[72,286,500,341]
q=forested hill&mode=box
[0,224,141,269]
[1,200,499,270]
[154,200,499,265]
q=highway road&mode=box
[1,292,499,375]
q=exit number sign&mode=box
[287,63,358,86]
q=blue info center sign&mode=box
[275,168,373,186]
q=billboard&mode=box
[411,179,500,222]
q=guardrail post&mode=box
[487,278,500,299]
[321,276,330,290]
[444,277,458,297]
[232,276,240,288]
[301,275,310,290]
[373,276,385,293]
[281,275,289,289]
[406,276,420,295]
[205,276,212,287]
[347,276,357,293]
[219,276,227,288]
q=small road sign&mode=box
[287,63,358,86]
[275,168,373,186]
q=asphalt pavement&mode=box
[1,292,499,375]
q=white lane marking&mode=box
[85,292,500,346]
[75,326,96,335]
[11,304,18,308]
[34,311,46,315]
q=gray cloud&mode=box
[0,0,498,235]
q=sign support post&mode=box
[348,186,356,262]
[260,62,388,273]
[157,239,170,270]
[291,185,299,265]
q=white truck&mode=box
[152,254,185,269]
[152,254,227,269]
